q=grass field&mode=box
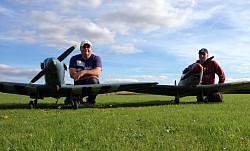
[0,93,249,150]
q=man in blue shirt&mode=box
[67,40,102,107]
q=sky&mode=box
[0,0,250,85]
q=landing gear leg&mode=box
[174,97,180,104]
[204,97,208,103]
[72,100,79,110]
[29,93,39,109]
[174,92,180,104]
[197,92,204,103]
[69,94,79,110]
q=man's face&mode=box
[199,52,208,63]
[81,44,92,59]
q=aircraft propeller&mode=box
[200,56,214,67]
[30,45,76,84]
[57,45,77,62]
[180,56,214,81]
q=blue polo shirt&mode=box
[69,54,102,72]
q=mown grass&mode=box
[0,93,249,150]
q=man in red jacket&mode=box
[196,48,226,103]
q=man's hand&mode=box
[70,67,101,81]
[74,70,86,80]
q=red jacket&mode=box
[196,60,225,85]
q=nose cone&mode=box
[53,60,57,66]
[192,63,203,74]
[44,58,57,69]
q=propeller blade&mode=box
[30,67,49,83]
[57,45,77,62]
[201,56,214,67]
[180,70,193,81]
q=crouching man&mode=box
[196,48,225,103]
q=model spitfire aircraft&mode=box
[0,45,157,109]
[129,56,250,104]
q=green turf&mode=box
[0,93,249,150]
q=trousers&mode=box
[74,77,100,104]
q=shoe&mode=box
[79,98,86,104]
[214,93,224,103]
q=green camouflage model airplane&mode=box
[129,56,250,104]
[0,45,157,109]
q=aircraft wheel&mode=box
[174,98,180,104]
[29,101,35,109]
[73,101,79,110]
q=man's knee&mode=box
[86,78,99,84]
[75,78,99,85]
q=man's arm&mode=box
[214,61,225,83]
[70,67,102,81]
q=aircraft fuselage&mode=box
[178,63,203,86]
[42,58,66,88]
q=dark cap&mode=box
[198,48,208,54]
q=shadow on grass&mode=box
[97,100,173,108]
[96,100,207,108]
[0,103,75,110]
[0,100,211,110]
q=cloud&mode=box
[2,1,114,49]
[0,5,16,17]
[101,74,167,84]
[110,43,142,54]
[129,75,167,81]
[54,0,102,10]
[0,64,12,70]
[226,78,250,83]
[5,11,115,48]
[235,63,250,74]
[99,0,195,34]
[102,78,139,84]
[0,0,199,51]
[13,0,102,9]
[0,64,40,82]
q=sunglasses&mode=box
[82,44,91,48]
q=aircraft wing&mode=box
[60,82,158,97]
[0,81,41,96]
[129,81,250,97]
[0,81,158,98]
